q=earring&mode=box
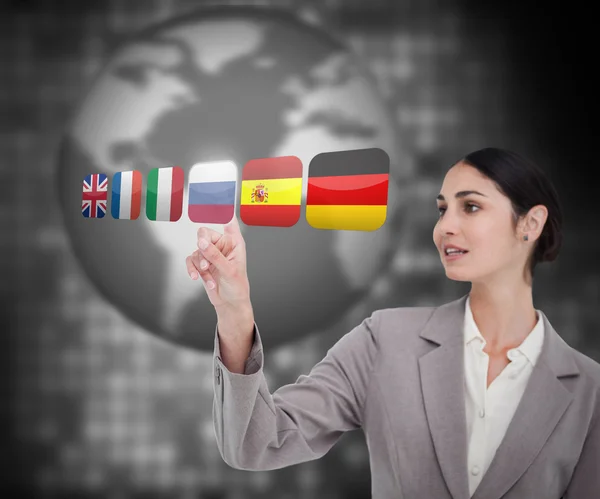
[523,234,529,241]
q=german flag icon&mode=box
[306,148,390,231]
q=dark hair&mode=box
[461,147,563,279]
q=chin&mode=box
[443,267,471,282]
[446,275,471,283]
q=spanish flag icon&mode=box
[240,156,303,227]
[306,148,390,231]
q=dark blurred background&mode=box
[2,0,599,498]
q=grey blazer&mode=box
[212,293,600,498]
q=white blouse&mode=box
[463,295,545,497]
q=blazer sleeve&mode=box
[562,388,600,498]
[212,311,380,471]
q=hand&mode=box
[185,215,252,314]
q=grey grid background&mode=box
[3,0,599,498]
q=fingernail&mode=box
[207,281,215,290]
[199,238,208,250]
[200,259,208,270]
[191,272,198,280]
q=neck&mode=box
[468,284,538,355]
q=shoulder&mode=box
[372,304,436,328]
[367,303,438,350]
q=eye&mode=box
[465,202,480,213]
[437,202,480,216]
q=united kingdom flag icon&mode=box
[82,173,108,218]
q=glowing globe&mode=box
[57,7,411,351]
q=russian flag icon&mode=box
[187,161,238,224]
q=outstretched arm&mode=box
[212,311,380,471]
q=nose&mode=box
[436,207,461,236]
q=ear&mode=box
[523,205,548,238]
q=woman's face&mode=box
[433,161,525,283]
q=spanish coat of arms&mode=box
[250,183,268,203]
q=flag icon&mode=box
[188,161,237,224]
[111,170,142,220]
[82,173,108,218]
[240,156,302,227]
[146,166,184,222]
[306,148,390,231]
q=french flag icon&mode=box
[111,170,142,220]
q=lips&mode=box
[442,244,469,261]
[443,244,468,253]
[443,248,468,263]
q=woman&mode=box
[186,147,600,499]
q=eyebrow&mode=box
[436,190,487,201]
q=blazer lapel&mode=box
[418,295,580,499]
[471,309,580,499]
[419,293,471,499]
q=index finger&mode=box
[223,214,243,241]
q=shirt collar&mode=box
[464,294,544,365]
